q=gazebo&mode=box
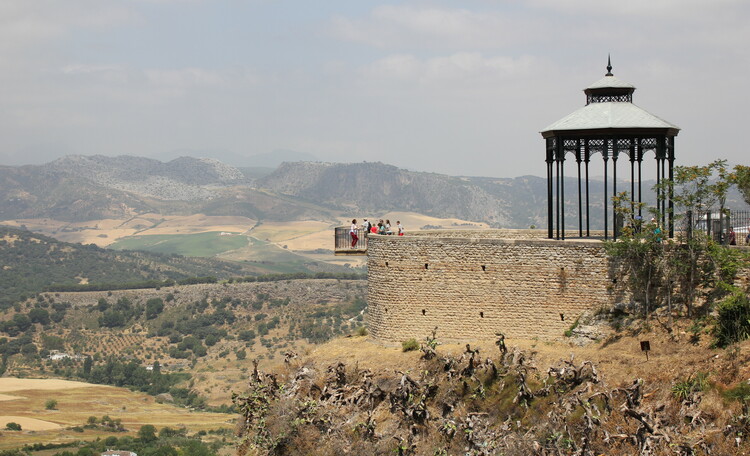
[541,59,680,240]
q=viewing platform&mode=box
[333,226,368,255]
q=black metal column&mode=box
[547,158,553,239]
[613,143,618,240]
[630,142,636,215]
[556,149,561,240]
[668,137,675,238]
[561,153,565,240]
[577,142,582,238]
[603,149,609,240]
[638,147,643,218]
[585,141,590,237]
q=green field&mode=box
[109,232,248,257]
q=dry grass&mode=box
[0,378,97,392]
[0,416,62,431]
[236,318,750,455]
[249,220,331,244]
[0,381,233,450]
[302,318,750,401]
[0,215,255,246]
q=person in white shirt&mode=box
[350,219,359,248]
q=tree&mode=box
[733,164,750,205]
[99,310,125,328]
[138,424,158,443]
[45,399,58,410]
[28,308,50,325]
[12,314,31,332]
[83,356,92,376]
[146,298,164,320]
[5,422,21,431]
[605,193,664,318]
[97,298,109,312]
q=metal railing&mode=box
[688,209,750,245]
[334,227,368,253]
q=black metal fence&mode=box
[334,227,368,251]
[689,210,750,245]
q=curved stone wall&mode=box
[366,230,617,343]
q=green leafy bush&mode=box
[714,291,750,347]
[672,372,710,400]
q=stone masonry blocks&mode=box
[366,230,615,343]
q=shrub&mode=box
[672,372,710,400]
[714,291,750,347]
[45,399,58,410]
[238,330,256,341]
[354,326,368,336]
[563,317,580,338]
[5,422,22,431]
[401,338,419,352]
[723,381,750,403]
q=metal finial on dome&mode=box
[606,54,613,76]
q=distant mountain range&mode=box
[2,154,747,229]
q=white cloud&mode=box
[330,5,530,50]
[360,52,538,88]
[527,0,745,17]
[145,68,226,87]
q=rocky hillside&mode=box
[257,161,597,227]
[234,318,750,456]
[12,154,749,229]
[257,162,518,225]
[0,165,155,221]
[0,225,262,309]
[45,155,246,200]
[0,156,341,223]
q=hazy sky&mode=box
[0,0,748,177]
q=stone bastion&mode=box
[365,229,619,343]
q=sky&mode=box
[0,0,748,178]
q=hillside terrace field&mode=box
[109,232,250,257]
[0,378,233,450]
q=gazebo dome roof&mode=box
[585,75,635,90]
[542,102,679,134]
[541,59,679,137]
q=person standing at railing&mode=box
[350,219,359,248]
